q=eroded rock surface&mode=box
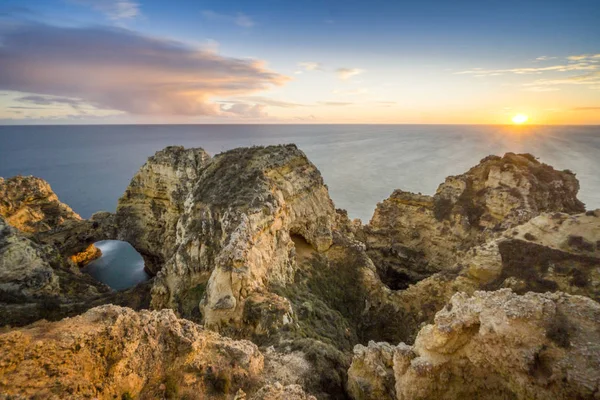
[348,289,600,400]
[0,176,81,233]
[0,305,264,399]
[147,145,336,332]
[364,153,585,289]
[116,146,212,275]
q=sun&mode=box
[511,114,529,124]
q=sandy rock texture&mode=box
[362,209,600,344]
[348,289,600,400]
[145,145,336,331]
[0,305,264,399]
[116,145,212,275]
[0,176,81,233]
[0,175,103,267]
[363,153,585,289]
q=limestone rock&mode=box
[348,289,600,400]
[0,176,81,233]
[250,382,317,400]
[363,209,600,345]
[0,305,264,399]
[147,145,336,331]
[364,153,585,288]
[116,146,211,275]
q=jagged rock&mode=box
[364,153,585,289]
[0,175,104,267]
[116,146,212,275]
[250,382,317,400]
[0,305,264,399]
[0,176,81,233]
[147,145,336,331]
[348,289,600,400]
[362,209,600,345]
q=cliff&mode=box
[363,153,585,290]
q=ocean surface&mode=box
[1,124,599,288]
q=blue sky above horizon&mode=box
[0,0,599,124]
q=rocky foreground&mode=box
[0,145,599,399]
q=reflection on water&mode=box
[82,240,149,290]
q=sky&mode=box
[0,0,599,124]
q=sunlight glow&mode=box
[511,114,529,124]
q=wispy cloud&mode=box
[17,94,87,109]
[534,56,557,62]
[202,10,255,28]
[457,63,597,76]
[523,71,600,89]
[69,0,140,20]
[298,62,323,71]
[220,103,267,118]
[231,96,307,108]
[567,54,600,62]
[572,107,600,111]
[336,68,364,80]
[0,22,288,116]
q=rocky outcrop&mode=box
[116,146,212,275]
[0,176,81,233]
[348,289,600,400]
[0,305,264,399]
[364,153,585,289]
[0,175,104,267]
[0,216,115,326]
[361,209,600,344]
[147,145,336,332]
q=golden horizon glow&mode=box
[511,114,529,124]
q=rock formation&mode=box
[1,145,599,400]
[348,289,600,400]
[0,176,81,233]
[145,145,336,332]
[363,153,585,289]
[116,146,212,275]
[0,305,264,399]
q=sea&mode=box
[1,124,599,288]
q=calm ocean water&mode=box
[1,125,599,222]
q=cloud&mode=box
[332,88,368,95]
[535,56,557,62]
[567,54,600,62]
[202,10,255,28]
[336,68,364,80]
[220,103,267,118]
[572,107,600,111]
[298,62,323,71]
[232,96,307,108]
[70,0,140,20]
[457,63,597,76]
[0,22,288,116]
[523,71,600,88]
[17,94,87,109]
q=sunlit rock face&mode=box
[348,289,600,400]
[147,145,336,330]
[0,175,104,267]
[116,146,212,276]
[363,153,585,289]
[0,305,265,399]
[0,176,81,233]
